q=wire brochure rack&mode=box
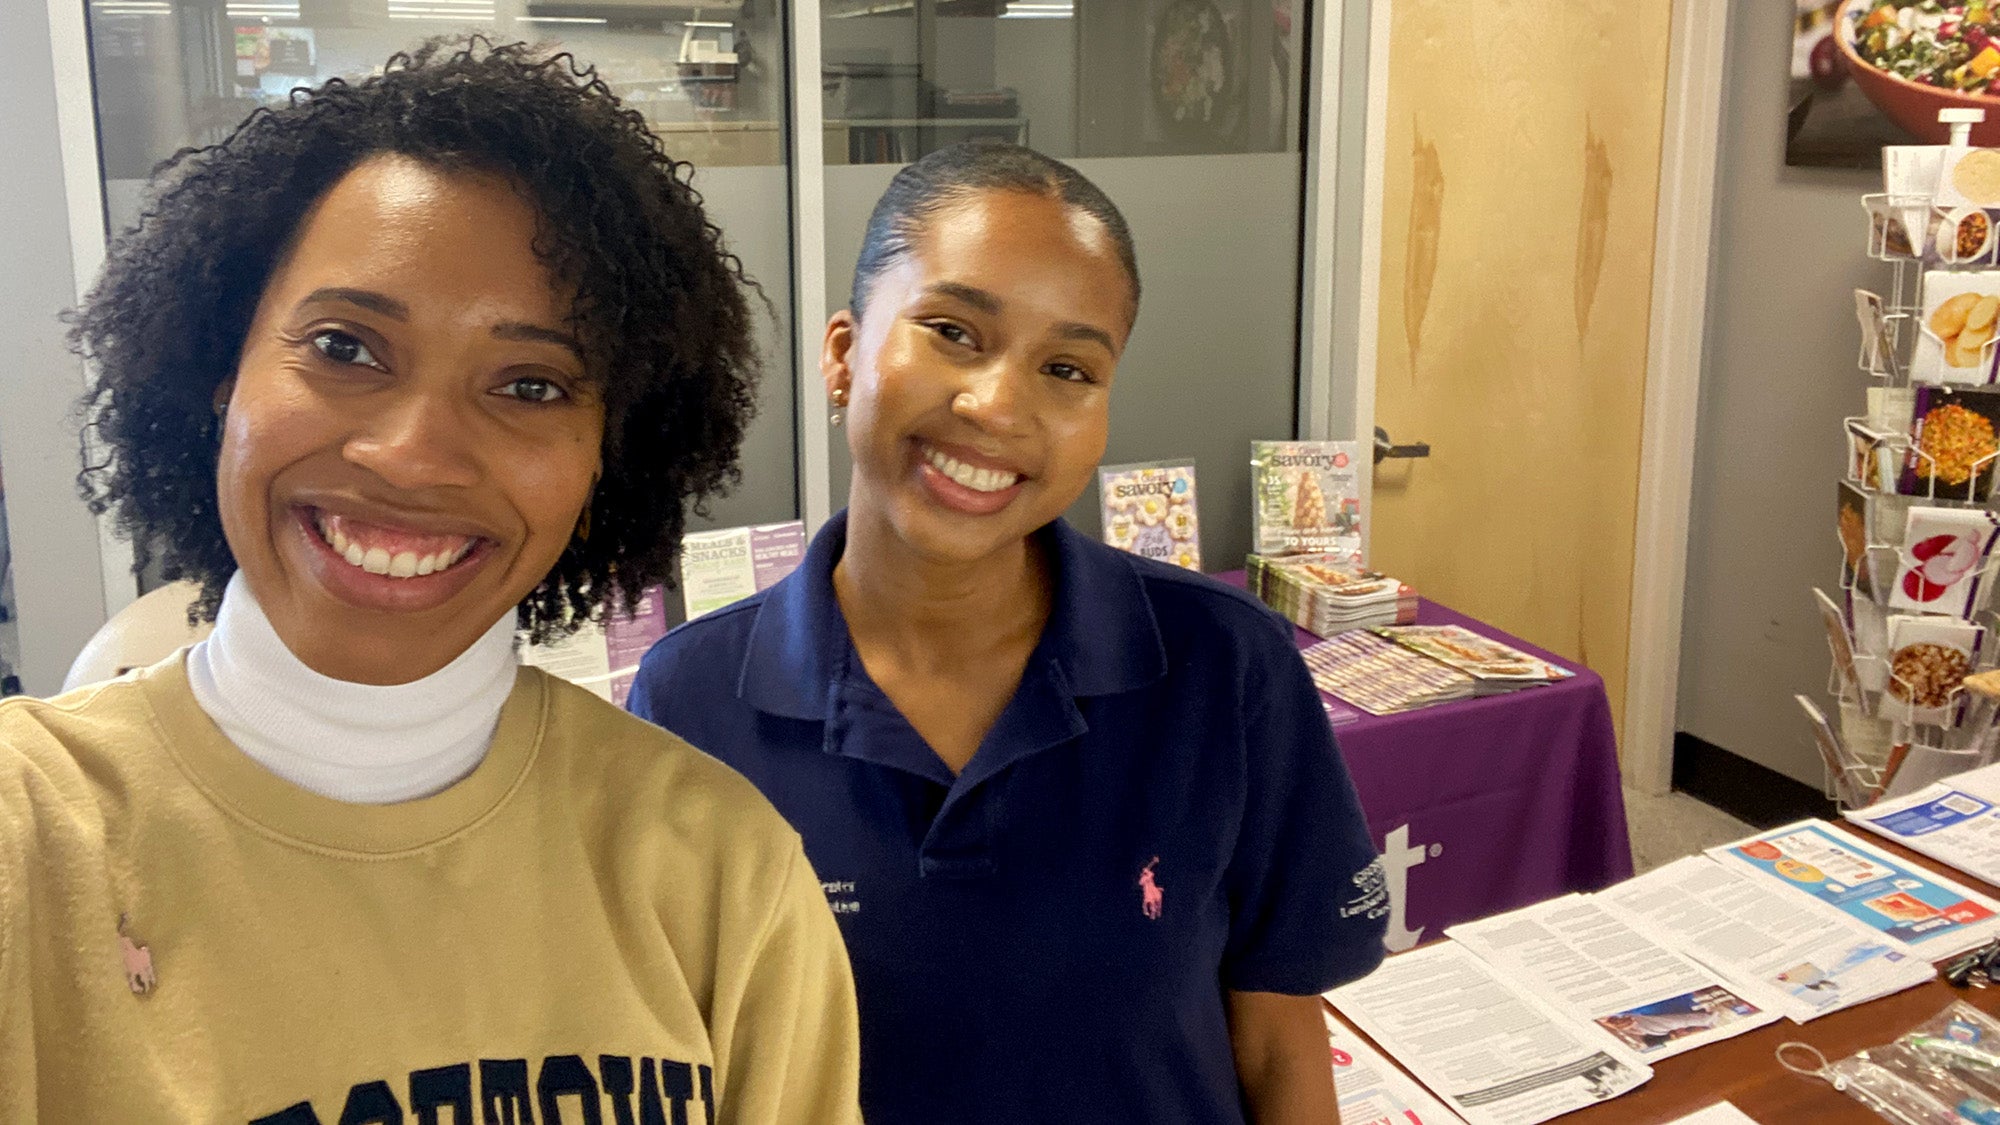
[1821,108,2000,808]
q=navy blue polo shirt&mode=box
[628,512,1387,1124]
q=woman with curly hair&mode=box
[0,40,859,1123]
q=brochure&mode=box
[1300,632,1473,715]
[1097,460,1200,571]
[1369,624,1573,687]
[1885,505,2000,618]
[1249,440,1363,562]
[681,521,806,621]
[1324,1011,1466,1125]
[1326,941,1651,1125]
[1446,895,1780,1061]
[603,586,671,707]
[1247,554,1416,637]
[517,620,615,701]
[1847,763,2000,887]
[1708,820,2000,958]
[1901,385,2000,501]
[1596,856,1933,1023]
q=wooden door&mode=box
[1368,1,1676,742]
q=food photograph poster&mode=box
[1790,1,2000,167]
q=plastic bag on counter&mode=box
[1779,1001,2000,1124]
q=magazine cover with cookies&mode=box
[1097,459,1200,571]
[1249,440,1362,562]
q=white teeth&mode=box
[316,512,475,579]
[924,446,1020,493]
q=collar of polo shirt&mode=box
[735,511,1170,723]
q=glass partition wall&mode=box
[0,0,1349,690]
[818,0,1312,563]
[81,0,803,581]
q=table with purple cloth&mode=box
[1216,572,1634,951]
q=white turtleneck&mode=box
[186,572,519,805]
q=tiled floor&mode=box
[1622,786,1756,874]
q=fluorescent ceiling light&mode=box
[519,14,606,22]
[1000,1,1073,17]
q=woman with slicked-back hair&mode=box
[632,139,1387,1124]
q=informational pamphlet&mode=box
[1250,440,1363,561]
[525,522,805,702]
[680,527,759,619]
[1709,820,2000,958]
[681,521,806,621]
[1323,1011,1466,1125]
[1326,941,1651,1125]
[1596,856,1933,1023]
[1097,460,1200,571]
[517,619,616,701]
[1847,762,2000,888]
[602,586,671,708]
[1370,624,1574,689]
[1300,632,1473,715]
[1446,895,1780,1061]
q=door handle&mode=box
[1374,426,1432,466]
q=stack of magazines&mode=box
[1300,632,1474,714]
[1246,553,1417,636]
[1369,624,1574,696]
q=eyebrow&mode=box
[923,281,1118,353]
[492,322,585,359]
[298,287,583,359]
[298,287,407,320]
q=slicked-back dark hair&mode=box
[70,37,761,641]
[849,140,1140,320]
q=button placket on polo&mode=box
[914,656,1088,880]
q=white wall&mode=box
[1678,0,1887,785]
[0,0,116,695]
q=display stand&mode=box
[1825,108,2000,806]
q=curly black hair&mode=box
[70,37,760,640]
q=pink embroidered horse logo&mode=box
[118,914,156,996]
[1139,857,1164,920]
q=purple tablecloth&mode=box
[1218,573,1634,950]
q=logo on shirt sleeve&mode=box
[821,879,861,916]
[1138,857,1165,920]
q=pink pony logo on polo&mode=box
[1139,856,1164,920]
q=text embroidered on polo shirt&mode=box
[821,879,861,915]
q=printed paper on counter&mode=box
[1446,895,1780,1061]
[1847,762,2000,887]
[1325,941,1651,1125]
[1595,856,1933,1023]
[1709,820,2000,958]
[1324,1011,1465,1125]
[1661,1105,1761,1125]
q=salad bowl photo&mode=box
[1838,0,2000,144]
